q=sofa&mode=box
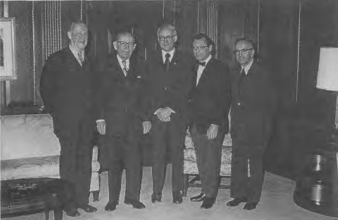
[183,131,232,196]
[0,114,100,217]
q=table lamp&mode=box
[316,47,338,131]
[293,47,338,217]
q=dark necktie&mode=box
[164,53,171,71]
[197,61,206,66]
[122,60,128,76]
[238,68,246,88]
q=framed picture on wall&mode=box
[0,17,16,81]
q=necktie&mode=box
[197,61,206,66]
[238,68,246,88]
[164,53,171,71]
[122,60,128,76]
[78,52,84,65]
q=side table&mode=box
[1,178,72,220]
[293,141,338,217]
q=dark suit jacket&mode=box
[144,49,194,123]
[96,54,146,168]
[188,57,232,134]
[96,54,146,137]
[40,47,97,137]
[230,61,276,148]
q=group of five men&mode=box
[40,21,275,217]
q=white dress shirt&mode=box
[161,49,175,64]
[69,45,84,66]
[196,55,212,86]
[241,59,254,75]
[154,49,177,116]
[117,55,130,76]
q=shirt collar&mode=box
[69,45,84,60]
[117,55,129,69]
[162,49,175,63]
[201,55,212,67]
[241,59,254,75]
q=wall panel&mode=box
[8,1,33,104]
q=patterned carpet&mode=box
[2,166,336,220]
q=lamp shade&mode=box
[316,48,338,92]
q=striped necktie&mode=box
[78,52,84,65]
[122,60,128,76]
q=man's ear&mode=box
[208,45,213,52]
[250,49,255,59]
[132,44,136,50]
[173,35,178,43]
[67,31,72,40]
[113,41,118,50]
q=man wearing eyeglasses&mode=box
[143,24,194,204]
[96,31,150,212]
[227,38,276,210]
[187,33,231,209]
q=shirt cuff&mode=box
[154,107,176,115]
[167,107,176,114]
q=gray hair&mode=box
[68,20,87,32]
[157,23,177,37]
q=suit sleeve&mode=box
[166,65,194,114]
[94,57,107,120]
[137,60,151,122]
[209,63,232,128]
[40,56,58,113]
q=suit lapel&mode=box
[196,57,215,88]
[192,63,198,87]
[65,47,82,69]
[111,56,126,78]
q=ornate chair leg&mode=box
[44,209,50,220]
[92,190,99,202]
[53,207,63,220]
[182,174,189,197]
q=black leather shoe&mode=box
[105,202,117,211]
[201,197,216,209]
[243,202,258,210]
[226,197,247,206]
[64,207,80,217]
[151,193,162,203]
[173,192,183,204]
[190,193,206,202]
[124,199,146,209]
[77,204,97,212]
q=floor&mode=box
[2,166,336,220]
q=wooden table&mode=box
[1,178,64,220]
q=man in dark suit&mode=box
[227,38,276,210]
[40,21,97,217]
[96,31,151,212]
[188,33,231,209]
[144,24,194,204]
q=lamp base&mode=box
[293,141,338,217]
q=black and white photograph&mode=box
[0,1,337,220]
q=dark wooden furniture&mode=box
[1,178,71,220]
[293,137,338,217]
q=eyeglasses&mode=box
[193,45,208,51]
[117,41,135,47]
[158,35,176,42]
[234,48,253,54]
